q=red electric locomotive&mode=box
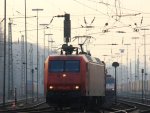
[44,44,106,108]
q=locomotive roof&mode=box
[48,54,103,64]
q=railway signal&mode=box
[112,62,119,103]
[54,14,71,44]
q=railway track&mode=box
[118,98,150,113]
[0,101,46,113]
[0,97,44,108]
[0,98,146,113]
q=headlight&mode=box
[75,85,79,90]
[62,74,67,77]
[49,86,53,90]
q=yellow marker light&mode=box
[75,85,79,90]
[49,86,53,89]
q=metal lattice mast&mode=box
[8,20,14,99]
[21,35,25,97]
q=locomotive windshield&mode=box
[65,61,80,72]
[49,60,80,72]
[50,61,64,72]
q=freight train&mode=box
[44,44,106,108]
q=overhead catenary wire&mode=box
[72,0,142,33]
[73,0,150,36]
[0,18,4,24]
[5,1,150,44]
[85,0,150,14]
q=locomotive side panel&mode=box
[87,63,105,96]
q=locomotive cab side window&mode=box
[49,60,80,72]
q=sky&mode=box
[0,0,150,65]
